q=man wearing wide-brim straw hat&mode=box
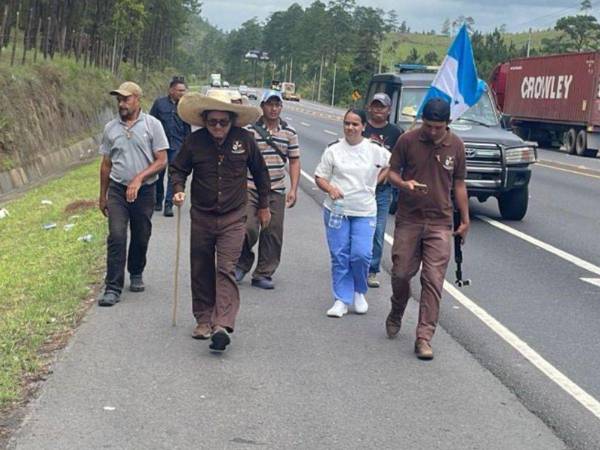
[169,92,271,353]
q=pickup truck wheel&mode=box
[564,128,577,154]
[498,187,528,221]
[575,130,598,157]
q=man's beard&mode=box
[119,108,133,120]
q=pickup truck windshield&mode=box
[398,87,499,126]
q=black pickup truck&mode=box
[365,70,537,220]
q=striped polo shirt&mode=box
[247,117,300,193]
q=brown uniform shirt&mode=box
[390,127,466,225]
[170,127,270,214]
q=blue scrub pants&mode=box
[370,184,392,274]
[324,209,376,305]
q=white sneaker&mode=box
[327,300,348,318]
[353,292,368,314]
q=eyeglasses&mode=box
[206,118,231,127]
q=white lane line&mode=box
[300,122,311,127]
[581,278,600,288]
[442,281,600,420]
[299,167,600,421]
[285,116,293,121]
[476,215,600,276]
[323,129,338,136]
[537,162,600,181]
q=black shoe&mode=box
[98,291,120,307]
[251,277,274,290]
[234,267,247,283]
[154,203,162,212]
[163,205,174,217]
[129,275,145,292]
[209,329,231,352]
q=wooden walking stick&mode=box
[172,205,182,326]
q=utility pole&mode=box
[526,27,532,57]
[289,56,293,83]
[331,62,337,107]
[378,45,384,74]
[317,55,324,102]
[312,72,317,101]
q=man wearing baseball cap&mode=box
[363,92,403,289]
[386,97,469,360]
[234,89,301,290]
[98,81,169,306]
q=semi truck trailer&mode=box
[491,52,600,157]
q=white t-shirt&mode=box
[314,138,390,217]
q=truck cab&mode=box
[365,68,537,220]
[281,82,300,101]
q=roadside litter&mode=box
[63,223,75,231]
[78,234,93,242]
[43,223,57,230]
[0,208,9,219]
[41,199,53,205]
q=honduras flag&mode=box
[418,24,486,120]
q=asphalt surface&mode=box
[9,171,565,447]
[281,98,600,448]
[9,94,600,449]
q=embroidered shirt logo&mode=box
[231,140,246,154]
[436,154,455,170]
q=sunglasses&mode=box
[206,118,231,127]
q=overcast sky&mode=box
[201,0,588,33]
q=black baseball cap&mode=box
[422,97,450,122]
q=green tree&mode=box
[441,18,450,36]
[554,14,600,51]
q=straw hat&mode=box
[178,91,260,127]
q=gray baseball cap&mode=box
[370,93,392,107]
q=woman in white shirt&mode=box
[314,109,391,318]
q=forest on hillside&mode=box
[1,0,600,104]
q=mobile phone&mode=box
[413,182,428,192]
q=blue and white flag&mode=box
[418,25,486,120]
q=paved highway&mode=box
[9,92,600,449]
[280,97,600,448]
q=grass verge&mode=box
[0,159,105,409]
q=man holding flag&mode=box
[386,24,481,360]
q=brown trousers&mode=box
[190,207,246,332]
[390,221,452,342]
[237,190,286,279]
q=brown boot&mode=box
[192,323,212,340]
[385,312,402,339]
[414,339,434,360]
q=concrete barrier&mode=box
[0,134,101,197]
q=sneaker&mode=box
[209,327,231,352]
[326,300,348,318]
[192,323,212,340]
[251,277,274,290]
[385,312,402,339]
[353,292,368,314]
[415,339,434,360]
[163,205,174,217]
[129,275,145,292]
[154,203,162,212]
[367,273,380,288]
[234,267,247,283]
[98,290,120,307]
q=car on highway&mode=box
[365,67,537,220]
[238,85,248,96]
[247,88,258,100]
[222,81,230,88]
